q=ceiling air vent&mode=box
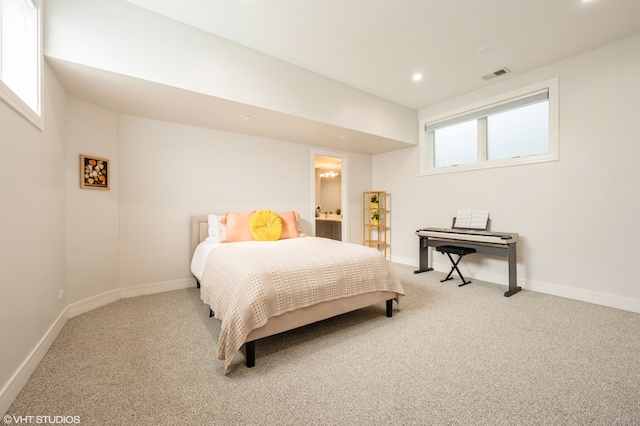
[482,67,510,80]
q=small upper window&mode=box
[486,98,549,161]
[434,119,477,168]
[0,0,41,127]
[420,78,558,175]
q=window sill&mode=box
[0,81,43,131]
[420,153,558,176]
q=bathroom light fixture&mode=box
[319,171,339,178]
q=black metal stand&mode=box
[416,235,520,297]
[436,245,476,287]
[415,234,434,274]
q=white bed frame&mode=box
[190,216,397,367]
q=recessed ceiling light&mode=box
[337,135,345,140]
[240,115,251,120]
[412,73,423,81]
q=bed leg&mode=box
[209,308,214,318]
[245,341,256,368]
[386,299,393,317]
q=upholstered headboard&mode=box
[190,215,209,258]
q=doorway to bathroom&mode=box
[312,150,349,242]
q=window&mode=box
[420,78,558,175]
[0,0,41,127]
[434,119,477,168]
[486,100,549,160]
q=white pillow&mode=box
[207,214,226,243]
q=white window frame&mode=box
[0,0,43,130]
[419,78,558,176]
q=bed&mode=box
[190,212,405,372]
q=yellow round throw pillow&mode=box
[249,210,284,241]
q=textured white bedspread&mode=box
[198,237,404,371]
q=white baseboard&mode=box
[68,289,120,318]
[0,307,68,416]
[524,279,640,313]
[69,278,197,318]
[389,254,418,268]
[1,277,199,416]
[390,255,640,313]
[119,278,196,299]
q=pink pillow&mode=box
[222,211,255,242]
[278,211,300,239]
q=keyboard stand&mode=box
[436,245,476,287]
[415,227,521,296]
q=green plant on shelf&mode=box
[371,211,381,225]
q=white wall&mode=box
[117,115,373,288]
[0,62,68,414]
[64,98,120,305]
[373,34,640,311]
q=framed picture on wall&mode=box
[80,154,110,190]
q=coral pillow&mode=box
[278,211,300,239]
[250,210,284,241]
[223,211,255,242]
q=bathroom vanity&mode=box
[316,217,342,241]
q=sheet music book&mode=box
[454,210,489,230]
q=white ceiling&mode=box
[47,1,640,154]
[121,0,640,110]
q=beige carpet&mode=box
[7,263,640,425]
